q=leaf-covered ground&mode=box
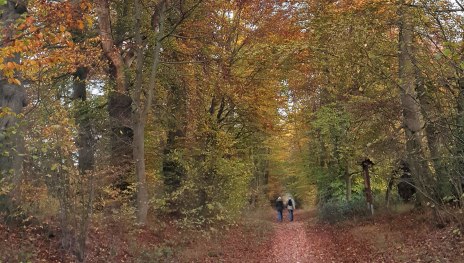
[1,208,464,262]
[306,210,464,262]
[187,209,464,262]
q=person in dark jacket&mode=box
[287,197,295,222]
[275,196,284,222]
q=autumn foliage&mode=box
[2,0,464,261]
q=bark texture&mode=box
[0,0,28,209]
[95,0,133,186]
[398,1,432,203]
[72,67,95,174]
[132,0,166,224]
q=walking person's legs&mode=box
[277,210,282,222]
[289,210,293,221]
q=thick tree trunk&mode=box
[95,0,126,94]
[0,0,28,210]
[72,67,95,174]
[95,0,133,186]
[0,80,26,191]
[108,92,133,186]
[398,0,432,204]
[415,71,448,199]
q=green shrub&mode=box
[318,199,370,224]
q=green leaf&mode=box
[0,0,6,6]
[442,48,452,57]
[51,163,59,171]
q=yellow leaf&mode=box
[86,16,93,28]
[59,25,66,32]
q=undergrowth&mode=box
[318,199,370,224]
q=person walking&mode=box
[287,197,295,222]
[275,196,284,222]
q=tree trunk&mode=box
[0,0,28,211]
[72,67,95,174]
[131,0,166,224]
[95,0,133,187]
[108,92,133,186]
[95,0,127,94]
[415,71,448,199]
[361,159,374,215]
[398,0,432,204]
[345,167,352,202]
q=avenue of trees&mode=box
[2,0,464,260]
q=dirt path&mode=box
[265,209,464,263]
[269,210,318,263]
[267,209,359,263]
[184,207,464,262]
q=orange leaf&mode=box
[77,20,84,30]
[26,16,34,25]
[6,62,15,69]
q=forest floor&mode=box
[183,208,464,262]
[2,207,464,262]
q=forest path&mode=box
[258,207,464,263]
[269,209,319,263]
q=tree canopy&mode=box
[2,0,464,261]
